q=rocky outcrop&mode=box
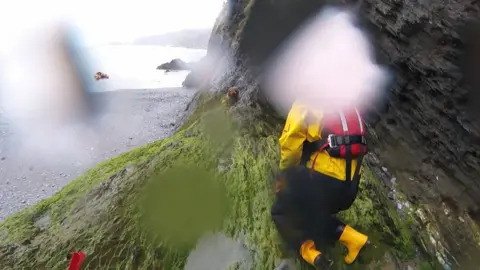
[182,4,232,89]
[181,57,213,88]
[157,59,192,71]
[182,70,199,88]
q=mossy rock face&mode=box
[225,0,480,266]
[0,95,432,269]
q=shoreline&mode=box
[0,87,195,220]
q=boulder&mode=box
[156,59,192,71]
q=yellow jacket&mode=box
[279,101,361,181]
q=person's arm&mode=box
[279,102,308,171]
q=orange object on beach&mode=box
[95,72,109,80]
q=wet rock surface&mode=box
[358,0,480,264]
[360,0,480,217]
[0,88,195,221]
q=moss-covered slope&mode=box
[2,0,480,268]
[0,93,436,269]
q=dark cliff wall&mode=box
[363,0,480,213]
[359,0,480,261]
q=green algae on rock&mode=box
[0,94,431,269]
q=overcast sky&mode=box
[0,0,224,46]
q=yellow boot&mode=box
[300,240,321,266]
[299,240,333,269]
[338,225,368,264]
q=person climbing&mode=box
[271,101,379,269]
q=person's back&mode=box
[279,101,365,183]
[272,101,371,269]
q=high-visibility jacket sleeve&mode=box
[279,102,308,171]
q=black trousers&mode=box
[271,166,358,254]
